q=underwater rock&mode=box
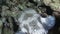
[43,0,60,12]
[0,20,3,34]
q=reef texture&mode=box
[0,0,60,34]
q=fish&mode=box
[15,8,55,34]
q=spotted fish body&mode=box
[16,8,55,34]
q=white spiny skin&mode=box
[16,8,55,34]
